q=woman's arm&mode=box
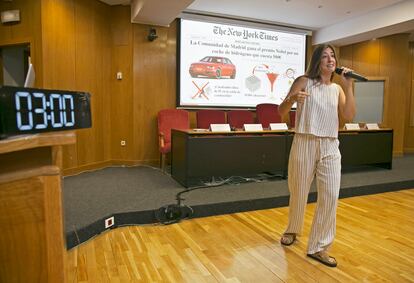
[338,73,356,121]
[278,76,309,118]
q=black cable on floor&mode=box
[156,174,283,225]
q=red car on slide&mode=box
[189,56,236,79]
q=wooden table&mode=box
[171,128,393,187]
[339,128,393,169]
[171,129,293,187]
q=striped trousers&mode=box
[285,133,341,254]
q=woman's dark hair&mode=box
[305,44,337,82]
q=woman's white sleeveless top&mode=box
[295,78,340,138]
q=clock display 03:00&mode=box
[0,86,91,139]
[15,91,76,130]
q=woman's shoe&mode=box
[307,251,337,267]
[280,233,296,246]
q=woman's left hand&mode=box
[339,67,354,88]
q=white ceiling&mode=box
[99,0,414,46]
[187,0,404,29]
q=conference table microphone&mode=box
[335,67,368,81]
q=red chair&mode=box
[157,109,190,170]
[289,110,296,128]
[196,109,226,129]
[255,103,281,128]
[227,110,254,130]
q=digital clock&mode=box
[0,86,92,139]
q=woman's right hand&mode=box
[279,76,308,117]
[290,91,309,104]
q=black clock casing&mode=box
[0,86,92,139]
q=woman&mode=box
[278,44,355,267]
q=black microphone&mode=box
[335,67,368,81]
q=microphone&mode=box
[335,67,368,81]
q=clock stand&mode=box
[0,132,75,283]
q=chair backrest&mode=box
[196,109,226,129]
[157,109,190,152]
[227,110,254,130]
[289,110,296,128]
[256,103,281,128]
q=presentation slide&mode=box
[178,18,306,108]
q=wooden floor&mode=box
[66,189,414,283]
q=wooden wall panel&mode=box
[132,22,177,164]
[109,6,134,163]
[73,0,111,166]
[41,0,78,169]
[92,1,112,164]
[41,0,76,89]
[380,34,410,155]
[41,0,112,172]
[73,1,95,166]
[404,42,414,152]
[339,34,411,155]
[352,40,381,76]
[338,45,353,69]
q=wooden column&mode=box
[0,132,75,283]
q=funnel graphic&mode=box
[266,72,279,93]
[251,64,279,97]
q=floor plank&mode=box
[66,189,414,282]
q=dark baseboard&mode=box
[65,180,414,250]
